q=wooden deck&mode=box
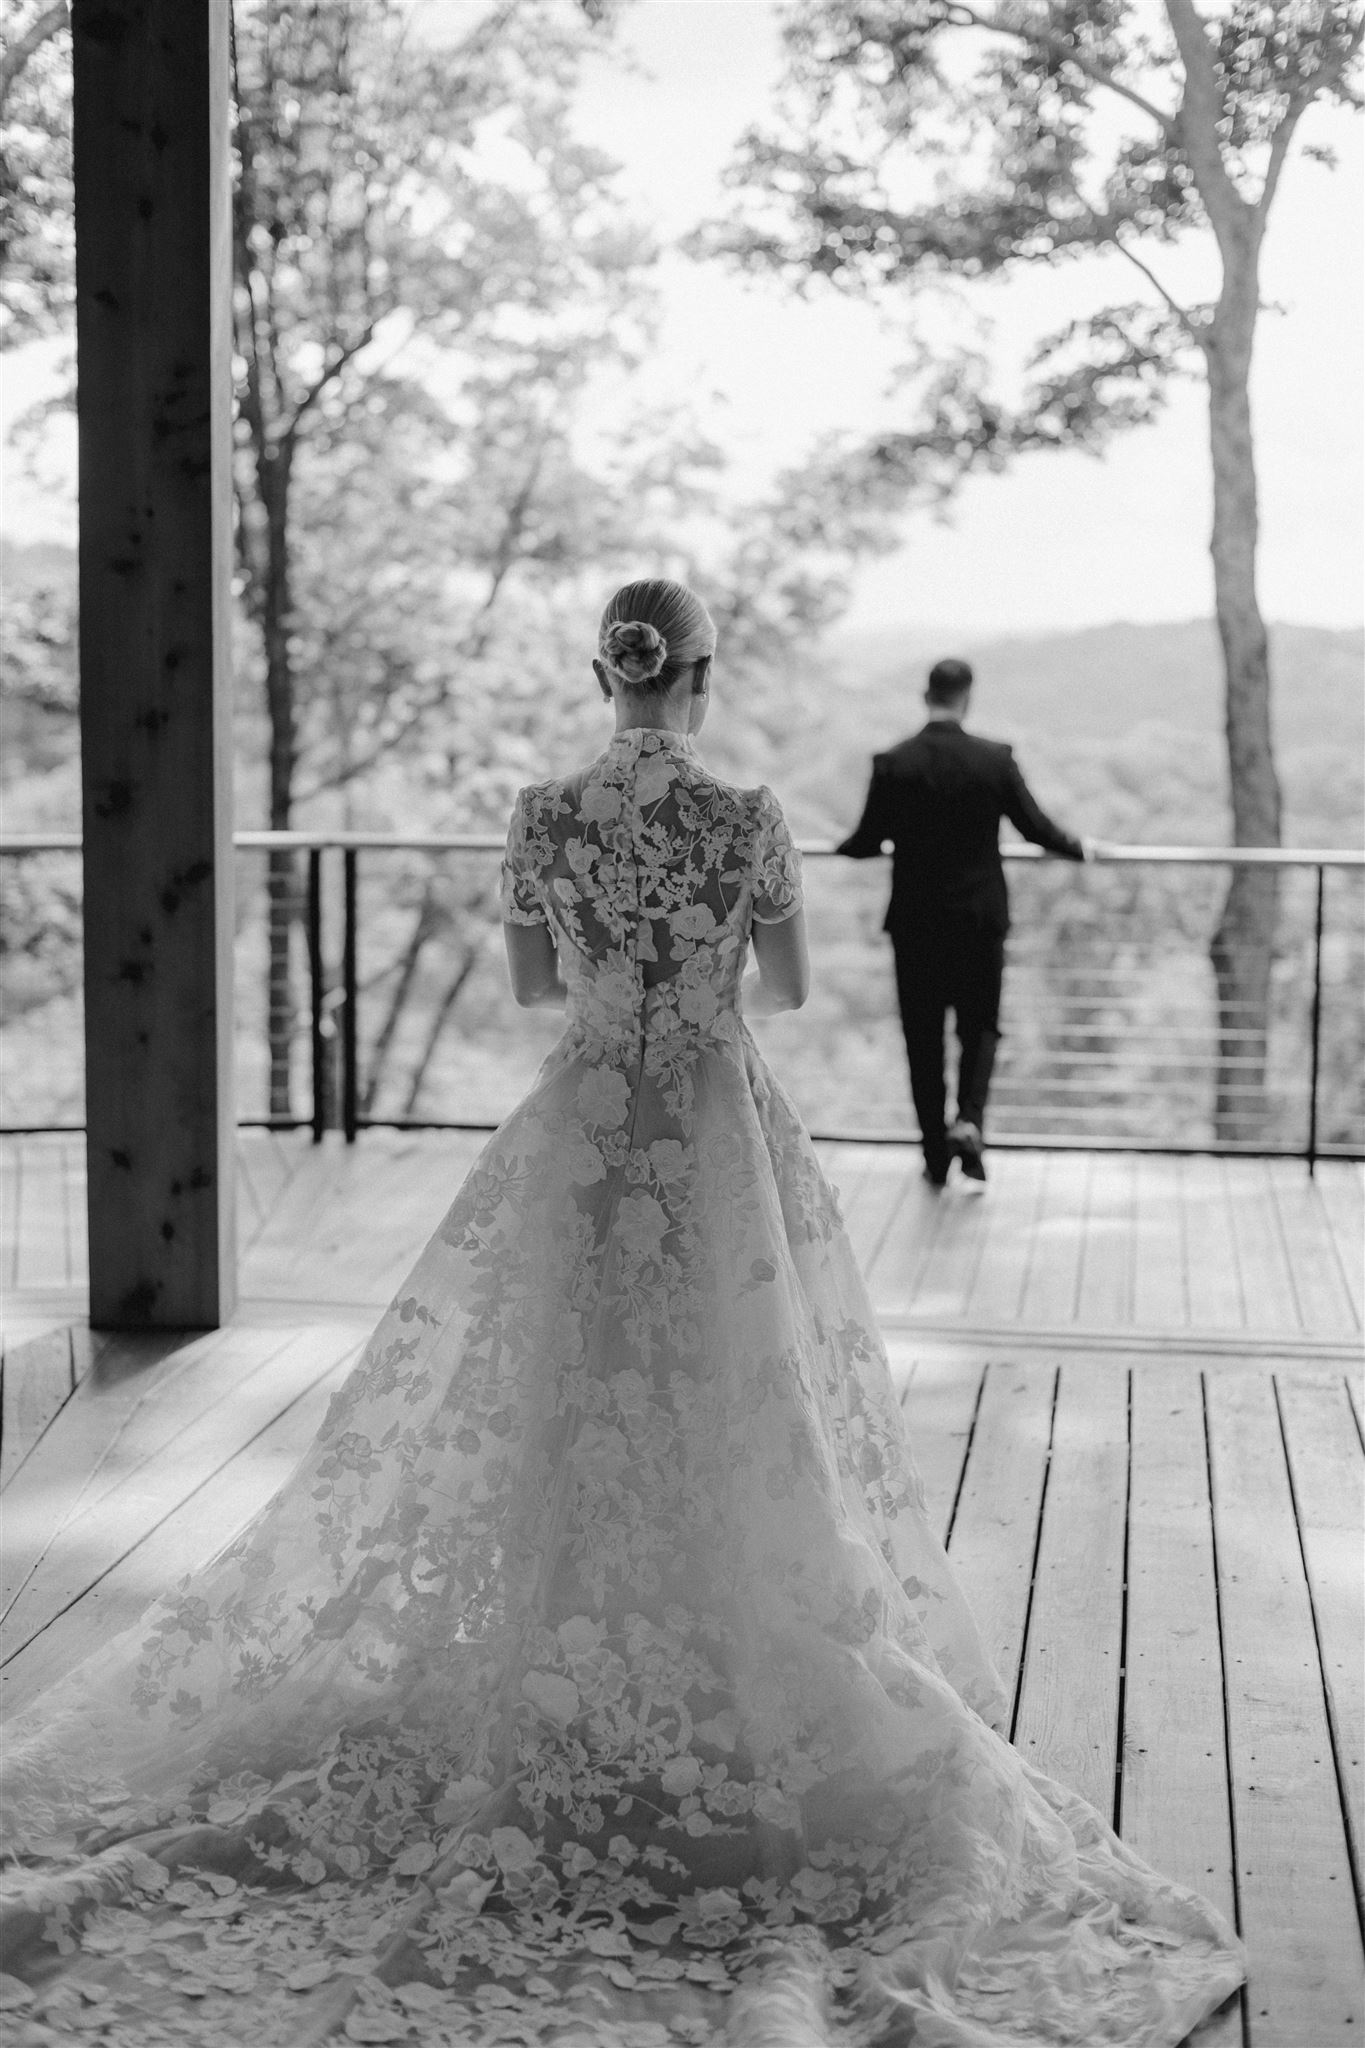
[1,1131,1362,2042]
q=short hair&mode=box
[926,657,973,704]
[598,579,717,694]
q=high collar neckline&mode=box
[607,727,695,753]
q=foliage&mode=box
[694,0,1362,514]
[0,2,71,347]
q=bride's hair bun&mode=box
[601,619,668,687]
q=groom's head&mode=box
[925,657,972,719]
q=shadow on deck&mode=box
[1,1132,1362,2043]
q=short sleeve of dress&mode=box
[500,788,549,928]
[750,786,804,925]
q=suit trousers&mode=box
[890,922,1005,1163]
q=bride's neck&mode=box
[613,704,690,735]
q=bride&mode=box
[2,579,1242,2045]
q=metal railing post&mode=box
[1306,862,1326,1175]
[306,847,324,1144]
[342,847,359,1144]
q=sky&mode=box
[3,0,1362,636]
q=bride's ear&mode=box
[691,655,712,697]
[592,658,613,701]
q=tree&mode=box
[229,0,658,1113]
[700,0,1362,1137]
[0,1,72,346]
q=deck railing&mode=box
[3,832,1362,1162]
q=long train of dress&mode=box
[0,729,1243,2045]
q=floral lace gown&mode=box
[2,728,1242,2046]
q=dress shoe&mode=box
[948,1120,986,1182]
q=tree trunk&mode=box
[1203,254,1282,1144]
[261,444,298,1121]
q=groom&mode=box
[836,657,1090,1186]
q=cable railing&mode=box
[3,832,1362,1163]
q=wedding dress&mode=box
[1,727,1243,2046]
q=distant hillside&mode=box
[818,618,1364,752]
[780,618,1364,848]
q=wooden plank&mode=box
[893,1344,985,1544]
[1018,1150,1089,1328]
[1012,1366,1128,1815]
[1274,1370,1365,1914]
[12,1138,70,1293]
[908,1190,991,1324]
[245,1131,484,1309]
[234,1133,269,1238]
[2,1326,352,1661]
[1222,1157,1303,1338]
[861,1169,949,1318]
[5,1321,299,1543]
[1121,1364,1239,2045]
[62,1138,87,1277]
[74,0,236,1328]
[1,1331,355,1717]
[1205,1371,1362,2042]
[944,1360,1056,1708]
[1131,1153,1189,1330]
[1074,1150,1137,1331]
[0,1330,215,1626]
[1316,1163,1364,1326]
[1180,1153,1246,1333]
[841,1153,917,1279]
[0,1328,75,1490]
[1270,1164,1360,1342]
[0,1138,19,1294]
[962,1146,1046,1327]
[235,1128,309,1246]
[1348,1372,1365,1447]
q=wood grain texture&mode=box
[12,1140,70,1292]
[74,0,236,1328]
[0,1140,19,1294]
[1181,1153,1245,1331]
[1131,1153,1189,1329]
[1315,1163,1364,1326]
[1,1327,354,1663]
[1011,1365,1128,1815]
[864,1173,949,1317]
[1205,1371,1363,2042]
[962,1147,1046,1327]
[1018,1152,1090,1328]
[944,1361,1056,1710]
[895,1347,984,1544]
[0,1331,204,1629]
[1274,1370,1365,1915]
[1222,1159,1302,1337]
[1121,1368,1239,1983]
[1270,1167,1361,1340]
[0,1328,74,1490]
[1,1332,354,1716]
[1074,1149,1136,1330]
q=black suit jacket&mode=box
[836,722,1084,935]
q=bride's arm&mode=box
[746,908,810,1015]
[504,922,568,1008]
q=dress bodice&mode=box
[501,728,803,1055]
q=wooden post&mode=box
[73,0,236,1328]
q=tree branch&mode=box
[284,320,383,443]
[947,3,1178,138]
[0,1,68,113]
[1258,14,1365,220]
[1109,232,1198,334]
[1163,0,1255,245]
